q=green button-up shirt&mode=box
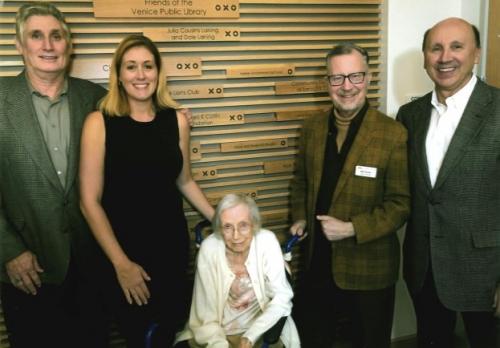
[28,78,70,188]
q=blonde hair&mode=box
[16,2,72,51]
[100,35,178,116]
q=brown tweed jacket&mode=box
[291,106,410,290]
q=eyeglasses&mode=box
[222,221,252,235]
[326,72,366,86]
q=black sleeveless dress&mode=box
[100,108,189,347]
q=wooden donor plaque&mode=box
[144,27,240,42]
[275,79,328,95]
[192,167,218,181]
[227,64,295,78]
[221,139,288,153]
[263,159,295,174]
[276,107,327,121]
[190,141,202,160]
[206,189,258,205]
[70,58,112,80]
[169,85,224,99]
[192,111,244,127]
[93,0,239,18]
[164,57,202,77]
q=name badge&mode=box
[355,165,377,178]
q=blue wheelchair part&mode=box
[194,219,212,248]
[144,322,159,348]
[284,234,300,254]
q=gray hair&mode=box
[213,194,261,235]
[326,43,370,68]
[16,2,71,48]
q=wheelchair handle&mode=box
[284,234,300,253]
[194,219,211,248]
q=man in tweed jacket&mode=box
[0,3,108,348]
[397,18,499,348]
[290,43,410,348]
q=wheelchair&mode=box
[145,220,300,348]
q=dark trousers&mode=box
[293,270,395,348]
[0,260,108,348]
[112,298,185,348]
[411,270,499,348]
[102,265,191,348]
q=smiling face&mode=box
[327,50,370,119]
[16,15,70,79]
[220,203,254,257]
[119,45,158,104]
[423,18,480,102]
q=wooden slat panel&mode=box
[241,8,380,14]
[0,16,381,24]
[0,24,383,36]
[0,43,382,54]
[241,0,380,3]
[0,2,383,347]
[0,34,381,44]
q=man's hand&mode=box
[6,251,44,295]
[493,284,500,318]
[290,219,307,240]
[316,215,355,241]
[179,108,193,127]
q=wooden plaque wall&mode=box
[0,1,382,347]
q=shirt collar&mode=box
[431,75,477,114]
[26,72,69,99]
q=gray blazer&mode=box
[0,72,106,284]
[397,79,500,311]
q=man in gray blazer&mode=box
[0,3,108,347]
[397,17,499,348]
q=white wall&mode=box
[384,0,488,118]
[382,0,489,340]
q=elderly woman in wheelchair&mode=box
[174,193,300,348]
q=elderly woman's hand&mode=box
[114,259,151,305]
[238,337,253,348]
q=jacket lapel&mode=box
[6,73,64,193]
[433,80,492,190]
[65,78,91,195]
[413,94,433,190]
[332,108,376,204]
[311,112,329,203]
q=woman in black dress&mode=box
[79,35,214,348]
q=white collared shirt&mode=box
[425,75,477,187]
